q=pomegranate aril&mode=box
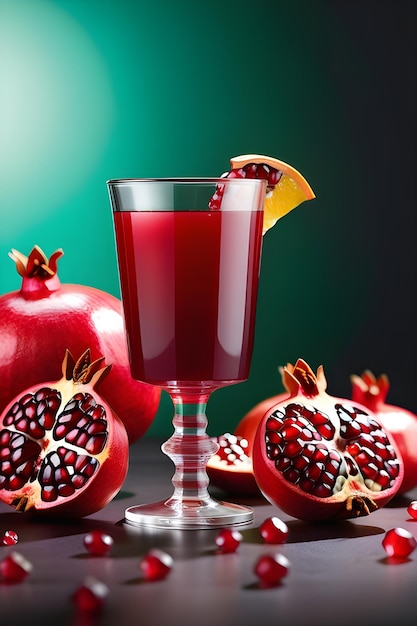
[275,455,291,472]
[293,455,309,471]
[86,434,107,455]
[2,530,18,546]
[344,457,358,475]
[72,577,108,614]
[242,163,257,178]
[267,414,284,430]
[266,430,282,445]
[57,483,75,497]
[308,409,328,426]
[283,467,300,484]
[215,528,243,553]
[42,485,57,502]
[304,464,323,482]
[407,501,417,519]
[281,423,303,440]
[73,431,89,448]
[360,463,379,481]
[259,517,289,544]
[298,477,315,492]
[284,440,303,458]
[268,169,282,185]
[312,482,333,498]
[253,164,270,180]
[284,403,303,418]
[382,528,417,559]
[64,450,77,464]
[316,422,335,440]
[139,549,173,581]
[0,551,32,583]
[377,470,393,489]
[266,443,281,459]
[2,461,13,476]
[88,405,105,420]
[346,441,361,456]
[84,530,114,556]
[254,553,290,587]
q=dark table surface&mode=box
[1,436,417,626]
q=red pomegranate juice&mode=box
[113,209,263,388]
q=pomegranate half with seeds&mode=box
[0,349,129,517]
[252,359,403,522]
[206,433,261,497]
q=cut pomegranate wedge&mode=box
[206,433,261,497]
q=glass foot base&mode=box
[124,497,253,530]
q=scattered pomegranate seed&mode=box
[259,517,289,544]
[254,553,290,587]
[0,551,33,584]
[2,530,19,546]
[407,501,417,520]
[139,549,173,581]
[72,577,108,613]
[382,527,417,559]
[83,530,114,556]
[215,528,243,553]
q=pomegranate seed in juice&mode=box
[215,528,243,553]
[83,530,114,556]
[2,530,19,546]
[259,517,289,544]
[139,549,173,581]
[0,551,33,584]
[407,501,417,519]
[382,527,417,559]
[254,553,290,587]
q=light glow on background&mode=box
[0,0,114,238]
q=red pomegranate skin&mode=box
[0,247,161,443]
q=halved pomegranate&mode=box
[252,359,403,521]
[0,349,129,517]
[206,433,261,497]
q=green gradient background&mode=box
[0,0,415,437]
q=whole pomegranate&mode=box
[0,349,129,517]
[252,359,403,522]
[351,370,417,494]
[0,246,161,443]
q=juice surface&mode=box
[114,209,263,387]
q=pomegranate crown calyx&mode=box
[350,370,390,404]
[282,358,327,397]
[62,349,112,388]
[9,245,64,279]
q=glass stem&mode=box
[161,391,219,504]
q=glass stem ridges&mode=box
[124,388,254,529]
[161,391,217,505]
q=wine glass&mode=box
[107,177,267,529]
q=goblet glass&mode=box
[107,177,267,529]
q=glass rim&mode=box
[106,177,267,186]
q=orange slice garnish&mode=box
[230,154,315,234]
